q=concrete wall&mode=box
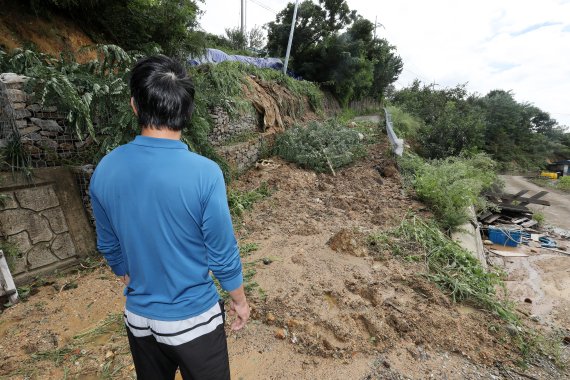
[0,168,95,284]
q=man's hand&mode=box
[228,285,249,330]
[120,274,130,286]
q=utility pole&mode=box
[241,0,246,36]
[374,16,377,40]
[283,0,300,75]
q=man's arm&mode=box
[89,189,127,277]
[202,170,249,330]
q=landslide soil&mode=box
[1,136,568,379]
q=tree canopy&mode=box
[266,0,402,105]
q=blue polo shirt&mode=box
[89,135,242,321]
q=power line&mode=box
[248,0,278,15]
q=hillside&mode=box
[0,1,96,62]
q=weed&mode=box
[0,240,21,272]
[399,152,498,231]
[532,212,545,227]
[275,120,366,174]
[228,182,271,219]
[372,214,517,322]
[74,313,125,342]
[557,176,570,192]
[239,242,259,256]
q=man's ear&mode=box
[130,97,138,116]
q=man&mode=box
[89,55,249,380]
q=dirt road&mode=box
[501,175,570,230]
[498,175,570,330]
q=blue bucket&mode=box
[488,226,522,247]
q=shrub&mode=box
[275,120,366,174]
[400,153,498,230]
[557,176,570,191]
[387,105,423,140]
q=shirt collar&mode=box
[130,135,189,150]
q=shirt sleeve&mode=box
[89,186,127,276]
[202,170,243,291]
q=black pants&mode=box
[126,321,230,380]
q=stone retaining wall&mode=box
[0,168,96,284]
[0,73,94,168]
[208,106,260,146]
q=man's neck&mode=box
[141,127,182,140]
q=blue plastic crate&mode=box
[488,226,522,247]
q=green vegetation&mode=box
[267,0,402,106]
[387,105,423,140]
[371,215,515,321]
[275,120,366,174]
[399,153,498,230]
[0,240,20,272]
[228,182,271,220]
[390,81,570,170]
[557,176,570,191]
[0,47,322,177]
[532,212,545,227]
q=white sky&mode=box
[199,0,570,127]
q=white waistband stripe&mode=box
[124,303,224,346]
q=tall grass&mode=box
[399,153,498,230]
[370,215,516,322]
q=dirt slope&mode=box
[0,136,568,379]
[0,1,96,62]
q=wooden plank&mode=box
[0,250,19,304]
[483,214,502,224]
[521,220,539,228]
[511,217,529,224]
[491,250,529,257]
[497,203,532,213]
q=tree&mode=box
[248,26,265,50]
[266,1,400,105]
[225,27,247,50]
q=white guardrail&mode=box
[383,107,404,156]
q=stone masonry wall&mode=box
[208,106,260,146]
[0,168,95,284]
[0,73,93,168]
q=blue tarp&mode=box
[188,48,284,70]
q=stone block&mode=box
[0,73,27,85]
[15,185,59,211]
[16,119,28,129]
[6,89,27,103]
[41,207,69,234]
[39,130,59,138]
[7,231,32,254]
[0,192,18,210]
[12,102,26,110]
[51,233,77,259]
[58,142,75,151]
[26,104,41,112]
[19,126,41,136]
[23,143,42,154]
[13,109,32,119]
[30,118,63,133]
[21,132,42,142]
[39,138,59,150]
[27,242,59,269]
[0,208,53,243]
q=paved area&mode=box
[501,175,570,230]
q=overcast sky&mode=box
[199,0,570,127]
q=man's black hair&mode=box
[130,55,195,131]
